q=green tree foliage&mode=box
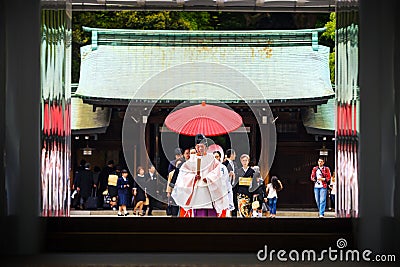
[321,12,335,43]
[319,12,335,84]
[329,50,335,85]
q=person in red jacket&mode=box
[310,158,331,218]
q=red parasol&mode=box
[165,101,242,136]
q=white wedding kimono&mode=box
[171,153,230,214]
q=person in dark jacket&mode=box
[73,159,86,190]
[168,147,184,173]
[97,160,115,208]
[72,159,86,209]
[166,159,184,217]
[108,165,120,211]
[249,165,265,217]
[223,149,239,217]
[75,162,94,210]
[98,160,115,196]
[117,169,130,216]
[142,164,161,216]
[93,166,101,189]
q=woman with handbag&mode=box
[236,154,259,218]
[265,176,283,218]
[132,166,146,216]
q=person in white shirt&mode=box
[265,176,283,218]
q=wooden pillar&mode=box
[2,0,41,254]
[154,123,160,168]
[250,122,257,165]
[255,107,276,182]
[124,106,151,173]
[139,121,149,170]
[358,0,400,253]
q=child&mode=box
[251,196,262,218]
[265,176,283,218]
[250,166,264,218]
[117,169,130,216]
[107,170,119,211]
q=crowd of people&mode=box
[72,134,335,218]
[72,159,163,216]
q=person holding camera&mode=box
[310,158,331,218]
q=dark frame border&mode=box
[2,0,400,258]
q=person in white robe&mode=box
[171,134,230,217]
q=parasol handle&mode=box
[196,157,207,183]
[196,157,201,176]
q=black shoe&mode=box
[118,213,124,216]
[124,212,129,216]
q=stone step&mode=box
[70,209,335,217]
[71,209,167,216]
